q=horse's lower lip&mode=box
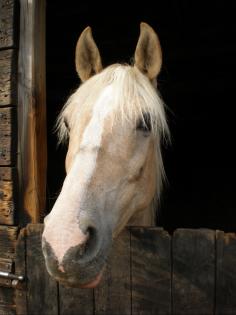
[79,271,103,288]
[55,268,104,288]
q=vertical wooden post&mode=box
[131,227,171,315]
[172,229,215,315]
[17,0,47,224]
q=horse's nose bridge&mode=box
[79,144,101,154]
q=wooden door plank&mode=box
[172,229,215,315]
[216,231,236,314]
[15,228,27,315]
[94,229,131,315]
[131,227,171,315]
[59,285,93,315]
[26,224,58,315]
[0,287,14,307]
[0,0,16,49]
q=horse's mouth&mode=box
[79,271,103,288]
[54,268,104,289]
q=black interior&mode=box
[46,1,236,232]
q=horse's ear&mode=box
[134,22,162,80]
[75,26,103,82]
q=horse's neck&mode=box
[128,204,156,227]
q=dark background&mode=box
[46,0,236,232]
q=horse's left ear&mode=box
[75,26,103,82]
[134,22,162,80]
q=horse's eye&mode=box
[64,118,70,131]
[136,113,152,133]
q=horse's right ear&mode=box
[134,22,162,81]
[75,26,103,82]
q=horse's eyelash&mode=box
[136,113,152,132]
[64,118,70,131]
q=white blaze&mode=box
[44,85,114,264]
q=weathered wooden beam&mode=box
[216,231,236,315]
[0,50,16,107]
[172,229,215,315]
[0,167,16,225]
[0,225,18,260]
[131,227,171,315]
[0,287,15,307]
[0,106,16,166]
[0,304,16,315]
[17,0,47,223]
[59,285,93,315]
[15,228,27,315]
[94,229,131,315]
[26,224,58,315]
[0,0,16,49]
[17,225,236,314]
[0,167,13,181]
[0,180,14,225]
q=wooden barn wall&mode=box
[0,1,19,314]
[16,225,236,315]
[0,0,46,314]
[0,0,18,226]
[0,0,47,226]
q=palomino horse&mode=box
[42,22,169,288]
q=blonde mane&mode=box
[57,64,169,217]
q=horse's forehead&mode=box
[72,86,117,149]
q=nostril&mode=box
[74,226,97,261]
[42,237,56,260]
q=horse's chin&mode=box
[79,271,103,288]
[56,269,104,288]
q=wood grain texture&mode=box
[0,287,14,306]
[0,226,16,312]
[0,107,16,166]
[0,107,16,220]
[11,225,236,314]
[0,106,13,165]
[0,181,14,224]
[0,181,14,225]
[0,166,16,225]
[0,107,12,134]
[0,0,15,49]
[0,305,15,315]
[17,0,47,224]
[0,140,12,166]
[216,231,236,315]
[94,229,131,315]
[0,167,13,181]
[0,258,14,286]
[172,229,215,315]
[0,225,18,259]
[0,258,13,272]
[131,227,171,315]
[15,228,27,315]
[26,224,58,315]
[59,285,93,315]
[0,50,15,107]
